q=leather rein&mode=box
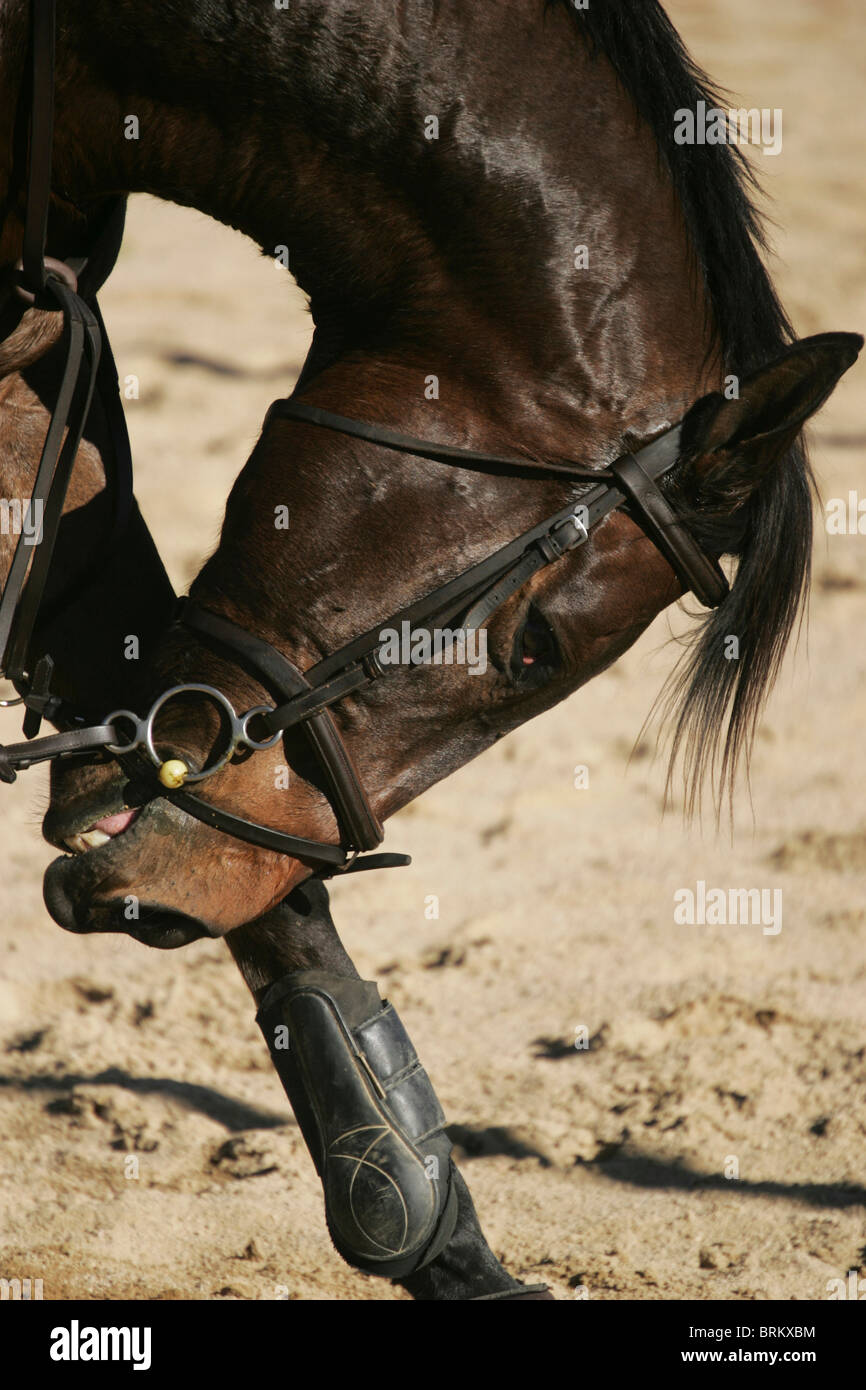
[0,0,730,877]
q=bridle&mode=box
[0,0,134,741]
[0,0,730,877]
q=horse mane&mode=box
[554,0,814,818]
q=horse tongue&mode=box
[92,809,138,836]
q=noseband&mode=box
[0,0,730,876]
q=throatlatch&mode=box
[257,971,458,1279]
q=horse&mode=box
[0,0,860,1298]
[0,209,531,1300]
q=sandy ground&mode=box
[1,0,865,1302]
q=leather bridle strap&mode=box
[165,787,410,874]
[7,202,138,653]
[0,1,130,685]
[244,415,728,737]
[144,604,405,875]
[0,3,156,778]
[266,400,612,484]
[20,0,55,293]
[176,601,384,852]
[0,723,116,785]
[181,497,599,746]
[173,415,731,759]
[609,454,729,608]
[0,279,102,678]
[166,787,371,869]
[110,755,378,872]
[271,400,728,618]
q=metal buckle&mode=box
[556,507,590,549]
[362,651,387,680]
[570,507,590,545]
[540,508,590,561]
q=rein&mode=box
[0,0,730,877]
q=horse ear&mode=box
[681,332,863,473]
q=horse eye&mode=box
[511,606,560,680]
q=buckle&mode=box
[362,651,387,680]
[540,509,590,561]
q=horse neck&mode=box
[30,0,718,439]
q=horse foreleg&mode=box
[227,880,548,1301]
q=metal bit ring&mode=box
[142,684,243,784]
[105,684,282,785]
[104,709,145,756]
[239,704,283,751]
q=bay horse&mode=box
[0,0,860,1298]
[0,211,529,1300]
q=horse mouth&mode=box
[62,806,140,855]
[42,784,145,854]
[42,798,214,948]
[42,782,304,941]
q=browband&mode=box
[271,399,730,610]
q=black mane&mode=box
[556,0,814,816]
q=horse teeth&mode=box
[64,829,112,854]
